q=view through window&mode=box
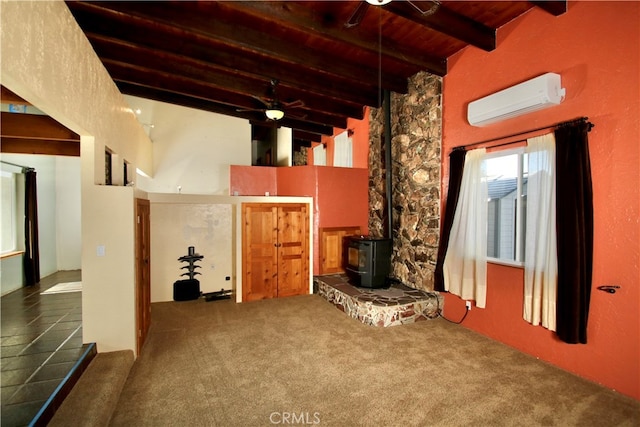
[1,171,17,254]
[484,149,528,264]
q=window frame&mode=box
[1,170,18,255]
[484,147,527,267]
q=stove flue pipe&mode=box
[383,89,393,242]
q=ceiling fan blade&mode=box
[236,106,263,113]
[345,1,370,28]
[283,99,305,109]
[251,95,271,107]
[407,0,440,17]
[286,111,308,120]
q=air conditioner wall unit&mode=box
[467,73,566,127]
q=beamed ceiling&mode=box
[54,2,569,143]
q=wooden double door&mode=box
[242,203,309,301]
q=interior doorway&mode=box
[251,124,276,166]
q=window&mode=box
[1,171,17,254]
[484,149,528,265]
[105,149,113,185]
[333,131,353,167]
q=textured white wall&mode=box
[150,201,233,302]
[56,156,82,271]
[1,0,153,355]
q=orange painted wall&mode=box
[229,165,277,195]
[312,166,369,275]
[278,166,368,276]
[229,164,369,276]
[308,110,370,168]
[314,166,368,230]
[441,2,639,399]
[276,166,317,198]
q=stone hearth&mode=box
[315,274,443,327]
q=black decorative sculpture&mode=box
[173,246,232,302]
[178,246,203,280]
[173,246,202,301]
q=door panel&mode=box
[242,204,278,301]
[277,205,308,298]
[242,203,309,301]
[319,227,361,274]
[135,198,151,355]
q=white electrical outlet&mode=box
[465,301,472,311]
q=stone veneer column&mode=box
[368,72,442,292]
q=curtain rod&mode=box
[456,116,594,152]
[0,160,35,172]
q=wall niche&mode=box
[369,72,442,292]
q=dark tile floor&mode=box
[1,270,92,427]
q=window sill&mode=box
[1,250,24,260]
[487,257,524,269]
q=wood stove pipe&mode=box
[383,89,392,242]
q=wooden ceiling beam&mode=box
[1,112,79,142]
[385,1,496,52]
[84,32,381,109]
[68,1,409,94]
[88,34,366,120]
[293,130,323,144]
[1,138,80,157]
[105,59,354,128]
[227,1,447,76]
[116,83,335,136]
[1,86,30,105]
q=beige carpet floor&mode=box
[110,294,639,426]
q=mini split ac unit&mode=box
[467,73,566,127]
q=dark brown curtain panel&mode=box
[24,170,40,286]
[434,148,466,292]
[554,120,594,344]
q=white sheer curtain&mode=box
[524,133,557,330]
[313,143,326,166]
[333,131,353,167]
[443,148,488,308]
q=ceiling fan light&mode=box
[265,109,285,121]
[366,0,392,5]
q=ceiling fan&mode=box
[238,79,305,121]
[345,0,440,28]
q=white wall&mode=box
[135,98,252,195]
[150,200,233,302]
[81,180,136,355]
[0,256,23,296]
[276,127,293,166]
[56,156,82,270]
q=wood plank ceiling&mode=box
[1,87,80,156]
[6,1,568,151]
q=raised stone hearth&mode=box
[315,274,443,327]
